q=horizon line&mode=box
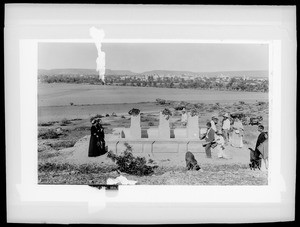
[38,68,269,73]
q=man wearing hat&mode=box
[222,113,231,145]
[210,114,218,132]
[201,121,216,158]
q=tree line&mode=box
[38,74,268,92]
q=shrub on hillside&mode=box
[90,114,103,122]
[128,108,140,116]
[61,118,72,125]
[148,122,154,126]
[38,129,60,139]
[49,140,77,150]
[39,122,55,127]
[107,143,156,176]
[156,98,166,105]
[257,101,266,106]
[173,102,187,110]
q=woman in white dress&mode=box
[215,130,228,159]
[230,117,244,148]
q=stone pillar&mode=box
[187,113,199,139]
[158,112,170,139]
[130,114,141,139]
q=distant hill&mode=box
[142,70,200,77]
[142,70,268,78]
[38,68,138,76]
[38,68,97,76]
[38,68,268,78]
[196,70,268,78]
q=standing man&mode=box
[222,113,231,145]
[255,124,268,169]
[210,115,218,132]
[201,122,216,158]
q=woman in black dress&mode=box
[88,118,106,157]
[96,118,106,155]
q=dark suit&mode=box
[204,128,215,158]
[254,132,268,168]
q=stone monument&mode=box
[130,113,141,139]
[158,112,170,139]
[187,112,199,139]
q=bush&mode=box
[128,108,140,116]
[39,122,55,127]
[49,140,76,150]
[162,108,172,117]
[257,101,266,106]
[90,114,103,122]
[190,108,199,117]
[61,118,71,125]
[194,103,204,109]
[38,129,60,139]
[156,98,166,105]
[148,122,154,126]
[107,143,156,176]
[173,101,188,110]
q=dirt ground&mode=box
[38,100,269,185]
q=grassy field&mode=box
[38,86,269,185]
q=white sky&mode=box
[38,43,269,73]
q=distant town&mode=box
[38,69,269,93]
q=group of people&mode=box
[89,111,268,170]
[88,117,107,157]
[202,113,245,159]
[201,113,268,169]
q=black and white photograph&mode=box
[5,4,296,224]
[38,40,270,186]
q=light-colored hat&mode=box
[223,113,229,118]
[212,114,218,119]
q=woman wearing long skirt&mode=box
[96,118,107,156]
[88,118,106,157]
[230,117,244,148]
